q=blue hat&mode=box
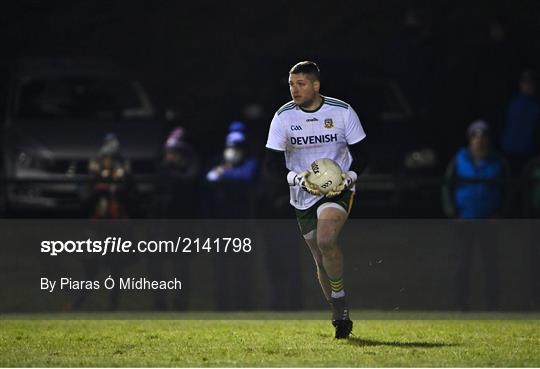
[228,121,246,133]
[225,131,246,147]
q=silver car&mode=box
[2,58,165,212]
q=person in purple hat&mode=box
[146,126,201,310]
[153,126,200,218]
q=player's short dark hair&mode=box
[289,61,320,81]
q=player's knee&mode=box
[317,237,337,254]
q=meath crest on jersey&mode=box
[324,118,334,129]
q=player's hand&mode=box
[326,171,357,198]
[301,173,324,196]
[342,171,357,189]
[287,171,323,196]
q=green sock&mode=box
[329,277,345,298]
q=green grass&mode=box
[0,312,539,367]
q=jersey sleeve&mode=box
[266,113,287,151]
[345,106,366,145]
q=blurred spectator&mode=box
[228,120,246,133]
[442,120,509,310]
[500,69,540,175]
[443,120,510,219]
[87,133,137,219]
[206,131,258,187]
[71,133,137,311]
[146,126,201,310]
[151,126,200,218]
[205,130,258,310]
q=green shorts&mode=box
[295,190,355,236]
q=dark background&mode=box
[3,0,540,158]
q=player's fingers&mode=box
[305,181,322,196]
[308,187,322,196]
[326,190,340,198]
[326,183,345,198]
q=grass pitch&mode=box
[0,312,539,367]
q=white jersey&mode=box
[266,95,366,210]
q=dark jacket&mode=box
[501,94,540,157]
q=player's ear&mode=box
[313,80,320,92]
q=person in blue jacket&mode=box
[443,120,509,310]
[444,120,510,219]
[206,131,258,184]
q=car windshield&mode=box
[16,76,154,120]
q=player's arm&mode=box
[263,149,321,195]
[344,105,368,182]
[327,107,367,197]
[263,148,288,180]
[348,138,369,175]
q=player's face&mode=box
[289,73,320,107]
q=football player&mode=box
[265,61,368,338]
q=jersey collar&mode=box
[299,95,325,113]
